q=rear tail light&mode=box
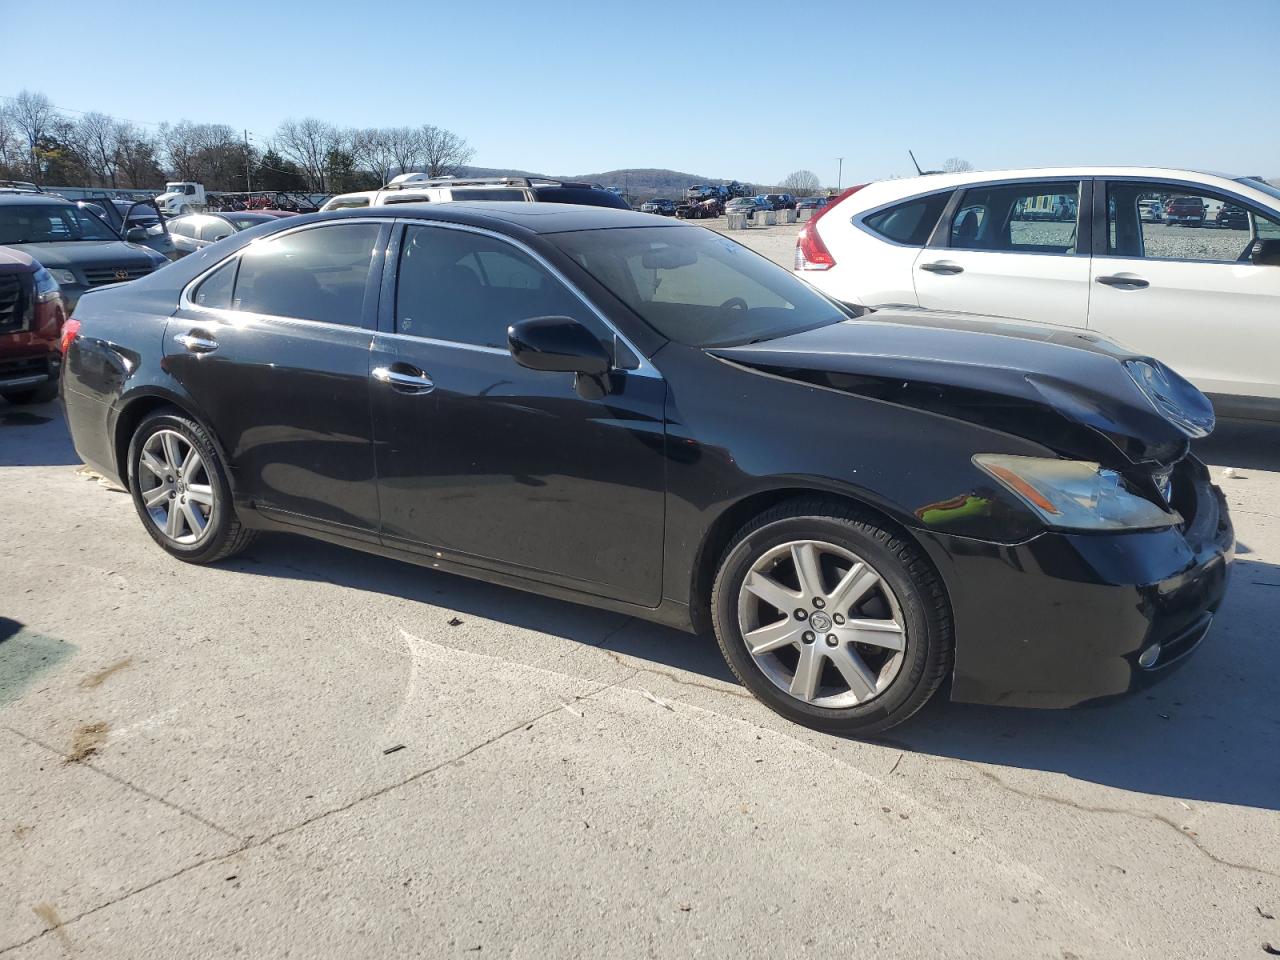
[60,317,81,355]
[794,184,866,272]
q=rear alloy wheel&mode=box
[127,410,256,563]
[711,501,952,734]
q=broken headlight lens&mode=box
[973,454,1180,531]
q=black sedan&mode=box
[60,203,1233,734]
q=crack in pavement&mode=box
[0,669,640,957]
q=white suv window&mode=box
[949,181,1081,255]
[1106,182,1280,262]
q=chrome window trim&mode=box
[391,218,660,379]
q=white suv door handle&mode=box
[919,261,964,275]
[1096,274,1150,290]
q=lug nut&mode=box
[825,635,838,647]
[833,613,845,625]
[813,598,826,609]
[802,631,815,644]
[795,609,808,621]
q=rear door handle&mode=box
[1096,275,1150,289]
[373,365,435,394]
[174,332,219,354]
[919,261,964,275]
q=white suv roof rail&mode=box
[383,173,600,191]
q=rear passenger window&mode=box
[232,223,378,326]
[191,259,237,309]
[949,182,1081,254]
[863,193,950,246]
[396,225,593,348]
[198,219,235,242]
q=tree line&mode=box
[0,89,474,194]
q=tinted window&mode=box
[553,226,849,348]
[396,225,593,348]
[328,196,370,210]
[863,193,950,246]
[232,223,378,325]
[949,182,1080,254]
[0,203,119,243]
[532,186,630,209]
[1106,182,1277,261]
[192,259,237,309]
[448,188,527,201]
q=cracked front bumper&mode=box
[918,457,1234,708]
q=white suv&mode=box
[320,174,628,212]
[795,167,1280,420]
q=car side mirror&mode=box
[508,316,611,376]
[125,226,148,242]
[1251,238,1280,267]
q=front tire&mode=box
[127,409,256,564]
[711,500,952,735]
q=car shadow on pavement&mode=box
[883,556,1280,811]
[1195,418,1280,472]
[0,399,81,467]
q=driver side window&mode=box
[1106,183,1271,262]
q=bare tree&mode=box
[75,112,125,187]
[0,106,23,175]
[116,124,164,188]
[350,127,397,185]
[273,117,338,191]
[780,169,821,196]
[9,89,56,179]
[942,157,974,173]
[382,126,423,176]
[420,125,473,178]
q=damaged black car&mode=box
[60,205,1234,734]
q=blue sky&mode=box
[8,0,1278,185]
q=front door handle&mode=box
[919,261,964,275]
[174,332,219,354]
[373,365,435,394]
[1096,275,1150,289]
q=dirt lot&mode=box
[2,395,1279,954]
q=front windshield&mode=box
[552,226,850,348]
[0,203,120,243]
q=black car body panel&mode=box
[60,204,1234,709]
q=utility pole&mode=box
[836,157,844,192]
[244,130,253,192]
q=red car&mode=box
[0,246,69,405]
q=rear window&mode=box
[862,193,950,246]
[532,186,630,209]
[449,188,527,201]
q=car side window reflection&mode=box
[191,259,237,309]
[231,223,378,326]
[395,225,594,349]
[949,182,1081,254]
[1106,183,1270,262]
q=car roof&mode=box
[0,193,75,206]
[305,201,684,236]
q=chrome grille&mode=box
[83,264,153,287]
[0,274,27,333]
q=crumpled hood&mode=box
[708,309,1214,467]
[5,241,161,273]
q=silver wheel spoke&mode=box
[164,501,183,539]
[160,433,182,473]
[791,542,825,599]
[185,483,213,507]
[789,643,823,701]
[139,449,167,478]
[180,499,206,537]
[142,485,170,508]
[829,645,878,700]
[827,562,880,613]
[842,618,905,652]
[743,570,800,613]
[743,617,806,655]
[180,446,201,478]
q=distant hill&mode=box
[458,165,741,201]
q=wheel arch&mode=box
[687,483,945,636]
[111,389,236,493]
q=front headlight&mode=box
[48,268,78,286]
[974,454,1179,531]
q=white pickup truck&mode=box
[154,182,207,216]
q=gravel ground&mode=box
[2,396,1279,958]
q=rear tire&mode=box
[2,380,58,405]
[126,409,257,564]
[711,499,952,735]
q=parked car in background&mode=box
[321,175,626,212]
[725,197,766,220]
[640,198,677,216]
[794,166,1280,419]
[166,212,289,258]
[0,246,68,404]
[795,196,829,214]
[0,194,169,309]
[77,197,177,260]
[1138,198,1164,222]
[1216,203,1249,230]
[61,202,1231,734]
[1164,195,1206,225]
